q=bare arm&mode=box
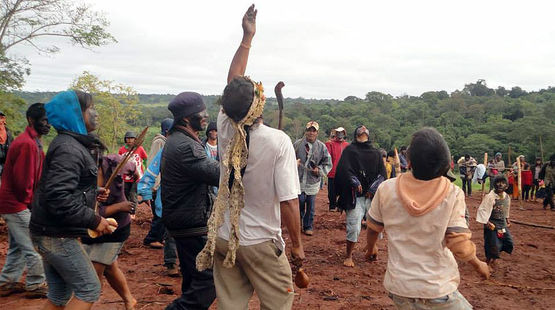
[227,4,257,83]
[365,228,379,260]
[280,198,305,261]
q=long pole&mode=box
[394,148,402,175]
[481,152,488,200]
[275,81,285,130]
[539,135,545,162]
[517,156,523,210]
[508,145,513,167]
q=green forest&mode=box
[1,78,554,162]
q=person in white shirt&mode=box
[366,127,489,309]
[476,175,514,267]
[196,5,305,310]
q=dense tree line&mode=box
[6,79,554,161]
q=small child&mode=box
[521,163,533,201]
[365,128,489,309]
[476,175,514,267]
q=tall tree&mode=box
[0,0,116,90]
[71,71,138,151]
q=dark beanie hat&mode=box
[160,118,173,135]
[205,121,217,136]
[168,92,206,119]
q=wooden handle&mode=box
[394,148,402,175]
[274,81,285,130]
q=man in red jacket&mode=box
[326,127,349,211]
[0,103,50,298]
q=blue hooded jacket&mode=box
[45,90,87,135]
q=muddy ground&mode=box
[1,189,554,309]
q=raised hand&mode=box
[242,4,257,37]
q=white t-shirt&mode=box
[217,111,300,250]
[368,179,468,299]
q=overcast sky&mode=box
[10,0,555,99]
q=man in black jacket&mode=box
[161,92,219,310]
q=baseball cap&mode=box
[335,127,345,133]
[306,121,319,131]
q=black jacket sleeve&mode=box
[178,142,220,186]
[42,144,99,229]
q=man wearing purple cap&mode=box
[161,92,219,309]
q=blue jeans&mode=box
[299,193,316,231]
[0,209,45,289]
[31,235,101,306]
[389,290,472,309]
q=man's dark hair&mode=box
[407,127,451,180]
[26,103,45,121]
[493,175,508,185]
[400,146,407,152]
[387,150,395,158]
[74,90,93,112]
[464,154,470,159]
[221,77,254,122]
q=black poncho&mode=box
[335,127,386,211]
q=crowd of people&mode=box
[0,5,554,310]
[456,152,554,210]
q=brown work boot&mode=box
[304,230,313,236]
[0,282,25,297]
[165,265,180,278]
[24,282,48,299]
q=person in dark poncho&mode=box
[81,154,138,309]
[334,125,386,267]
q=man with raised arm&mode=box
[196,5,305,309]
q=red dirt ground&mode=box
[1,189,554,309]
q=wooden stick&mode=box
[275,81,285,130]
[105,126,149,188]
[508,146,512,168]
[481,152,488,200]
[88,127,148,238]
[394,148,402,175]
[539,135,544,162]
[511,219,554,229]
[517,156,523,209]
[474,279,555,290]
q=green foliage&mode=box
[0,0,116,90]
[0,91,27,134]
[9,81,555,162]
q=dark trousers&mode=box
[522,185,531,200]
[164,229,177,267]
[544,186,554,209]
[144,212,165,244]
[484,224,514,260]
[165,236,215,310]
[299,193,316,231]
[461,177,472,196]
[328,177,337,210]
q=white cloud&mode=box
[9,0,555,99]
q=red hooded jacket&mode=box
[325,140,349,178]
[0,126,45,214]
